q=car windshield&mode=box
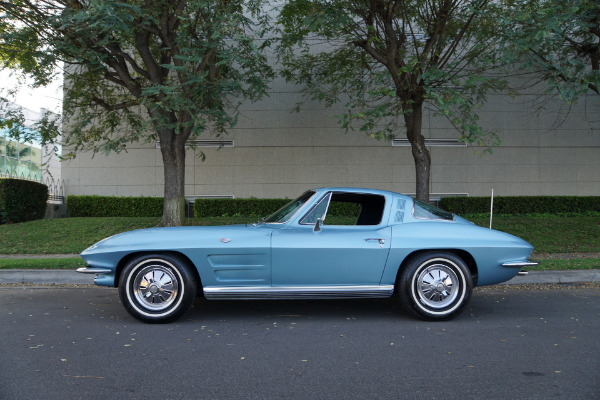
[412,199,454,221]
[264,191,316,223]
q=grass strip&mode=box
[0,217,257,255]
[1,215,599,271]
[1,257,596,271]
[0,217,161,254]
[526,258,600,271]
[466,215,600,254]
[0,258,86,270]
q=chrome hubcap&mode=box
[133,265,179,311]
[416,264,459,309]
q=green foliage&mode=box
[194,198,361,218]
[440,196,600,215]
[466,214,600,254]
[67,196,163,218]
[1,0,274,226]
[277,0,508,201]
[526,258,600,271]
[0,15,56,86]
[0,105,61,153]
[64,196,364,219]
[195,198,288,218]
[44,0,274,158]
[1,2,62,143]
[499,0,599,102]
[277,0,506,142]
[1,216,599,269]
[0,257,87,270]
[0,178,48,224]
[0,217,162,254]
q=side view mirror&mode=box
[314,218,323,232]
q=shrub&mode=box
[194,198,362,218]
[67,195,163,217]
[0,178,48,224]
[194,198,289,218]
[439,196,600,215]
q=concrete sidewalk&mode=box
[1,269,599,285]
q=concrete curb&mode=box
[0,269,599,286]
[0,269,95,285]
[504,270,600,285]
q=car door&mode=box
[271,225,391,286]
[271,192,392,286]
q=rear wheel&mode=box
[118,254,198,323]
[398,252,472,321]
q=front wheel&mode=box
[118,254,198,323]
[398,252,472,321]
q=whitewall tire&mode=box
[118,254,198,323]
[399,252,472,321]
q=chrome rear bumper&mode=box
[501,261,539,269]
[502,261,538,276]
[76,267,112,274]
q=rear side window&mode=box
[412,199,454,221]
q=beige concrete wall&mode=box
[61,80,600,199]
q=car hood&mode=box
[81,224,271,256]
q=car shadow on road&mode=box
[184,297,413,322]
[71,285,586,324]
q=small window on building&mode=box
[0,129,43,180]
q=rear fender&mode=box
[393,249,478,289]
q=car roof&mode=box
[314,187,412,201]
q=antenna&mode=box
[489,188,494,229]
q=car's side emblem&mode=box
[220,238,232,243]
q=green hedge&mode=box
[194,198,288,218]
[65,195,600,218]
[67,195,164,217]
[439,196,600,215]
[0,178,48,224]
[194,198,361,218]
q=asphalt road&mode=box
[1,285,599,400]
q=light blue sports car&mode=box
[77,187,537,323]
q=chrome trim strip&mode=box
[203,285,395,300]
[76,267,112,274]
[501,261,539,268]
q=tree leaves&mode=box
[499,0,599,103]
[277,0,506,200]
[1,0,274,226]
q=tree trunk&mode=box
[159,132,187,227]
[404,102,431,202]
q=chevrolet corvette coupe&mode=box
[77,187,537,323]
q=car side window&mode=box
[302,193,385,226]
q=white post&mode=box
[489,188,494,229]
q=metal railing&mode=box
[0,171,65,204]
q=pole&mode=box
[489,188,494,229]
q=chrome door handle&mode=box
[365,238,385,245]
